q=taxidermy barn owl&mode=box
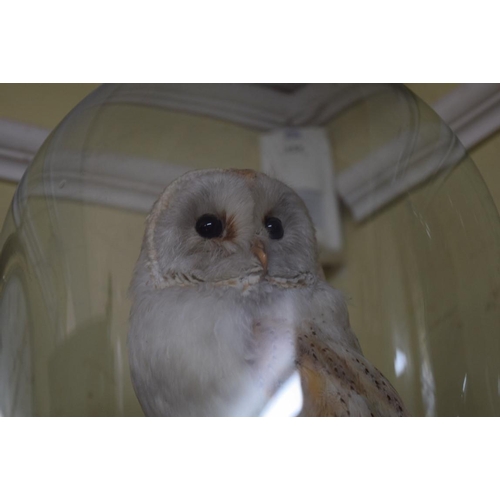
[128,169,409,417]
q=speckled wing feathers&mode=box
[296,322,409,417]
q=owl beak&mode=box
[251,239,268,273]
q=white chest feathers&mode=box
[128,285,299,416]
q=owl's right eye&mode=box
[195,214,224,239]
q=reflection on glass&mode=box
[394,349,407,377]
[260,371,303,417]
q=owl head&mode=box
[140,169,319,289]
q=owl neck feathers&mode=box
[146,268,318,291]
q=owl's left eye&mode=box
[196,214,224,239]
[264,216,284,240]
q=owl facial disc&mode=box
[144,169,319,290]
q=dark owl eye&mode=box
[195,214,224,239]
[264,216,284,240]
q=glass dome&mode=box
[1,83,499,416]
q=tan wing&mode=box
[296,323,409,417]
